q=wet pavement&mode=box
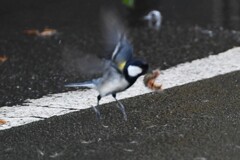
[1,71,240,160]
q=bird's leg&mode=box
[112,94,127,121]
[92,95,102,120]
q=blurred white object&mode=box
[143,10,162,30]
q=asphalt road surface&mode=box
[1,0,240,159]
[1,71,240,160]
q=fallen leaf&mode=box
[38,28,57,37]
[0,55,8,63]
[143,69,162,91]
[0,119,7,125]
[23,29,39,36]
[23,28,58,37]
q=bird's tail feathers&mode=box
[65,81,96,89]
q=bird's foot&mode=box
[116,102,128,121]
[92,105,102,120]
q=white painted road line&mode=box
[1,47,240,130]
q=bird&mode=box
[143,10,162,30]
[65,34,149,121]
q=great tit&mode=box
[65,34,148,121]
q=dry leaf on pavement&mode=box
[0,119,7,125]
[0,55,8,63]
[143,69,162,91]
[23,28,58,37]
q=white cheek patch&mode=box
[128,65,143,77]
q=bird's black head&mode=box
[124,60,149,85]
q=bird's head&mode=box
[124,60,149,84]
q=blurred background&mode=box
[1,0,240,29]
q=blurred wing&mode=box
[101,9,133,71]
[111,35,133,71]
[62,46,106,76]
[101,10,124,54]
